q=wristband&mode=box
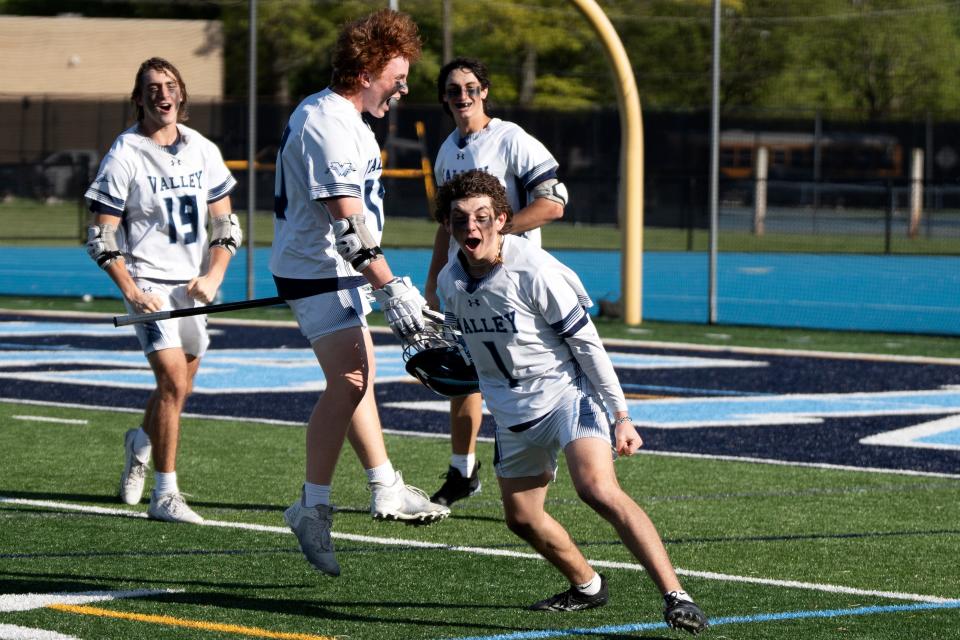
[614,416,633,426]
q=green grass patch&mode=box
[3,197,958,254]
[1,402,958,639]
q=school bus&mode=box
[719,129,903,182]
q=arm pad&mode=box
[332,213,383,271]
[530,178,569,207]
[209,213,242,255]
[86,223,122,269]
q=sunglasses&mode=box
[445,85,484,100]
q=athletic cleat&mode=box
[430,462,481,507]
[284,496,340,577]
[528,574,609,611]
[663,591,709,635]
[370,471,450,525]
[119,428,150,505]
[147,490,203,524]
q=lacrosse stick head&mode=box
[402,315,479,398]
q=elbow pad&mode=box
[86,223,122,269]
[209,213,243,255]
[332,213,383,271]
[530,178,568,207]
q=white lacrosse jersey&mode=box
[434,118,559,249]
[270,87,385,280]
[438,235,625,429]
[84,124,236,281]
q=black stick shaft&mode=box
[113,296,284,327]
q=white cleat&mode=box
[119,428,150,505]
[147,490,204,524]
[284,497,340,577]
[369,471,450,525]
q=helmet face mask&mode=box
[402,321,479,398]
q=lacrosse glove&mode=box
[372,276,427,340]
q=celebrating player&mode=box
[423,57,568,507]
[433,170,709,633]
[270,9,449,577]
[84,57,241,524]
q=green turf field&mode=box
[1,401,958,639]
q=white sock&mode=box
[665,589,692,603]
[575,572,602,596]
[450,453,475,477]
[154,471,178,496]
[303,482,331,508]
[366,461,396,485]
[132,427,152,462]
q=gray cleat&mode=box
[284,496,340,576]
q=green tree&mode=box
[763,0,960,117]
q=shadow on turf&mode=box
[0,570,679,637]
[0,568,310,592]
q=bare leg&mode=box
[143,348,198,473]
[346,328,388,469]
[306,326,376,484]
[450,392,483,455]
[565,437,683,594]
[498,472,595,586]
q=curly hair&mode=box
[131,57,189,124]
[437,57,490,118]
[434,170,513,231]
[331,9,422,93]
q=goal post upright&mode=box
[568,0,644,326]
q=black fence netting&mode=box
[2,96,959,253]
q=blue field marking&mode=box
[6,247,960,334]
[622,383,773,397]
[442,600,960,640]
[627,390,960,428]
[0,321,129,337]
[0,325,765,393]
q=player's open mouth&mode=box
[464,237,481,250]
[453,101,472,110]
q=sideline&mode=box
[4,396,959,479]
[442,600,960,640]
[2,495,955,605]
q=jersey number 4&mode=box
[164,194,199,244]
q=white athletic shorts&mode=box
[493,382,614,479]
[288,286,372,344]
[127,278,210,358]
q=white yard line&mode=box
[0,624,80,640]
[4,396,959,479]
[12,415,87,425]
[0,588,181,613]
[2,496,955,605]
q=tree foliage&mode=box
[4,0,960,118]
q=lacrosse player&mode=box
[434,170,708,633]
[270,9,449,577]
[423,57,568,507]
[84,57,241,524]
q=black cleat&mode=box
[528,574,608,612]
[664,591,709,635]
[430,462,481,507]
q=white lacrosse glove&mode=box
[372,276,427,340]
